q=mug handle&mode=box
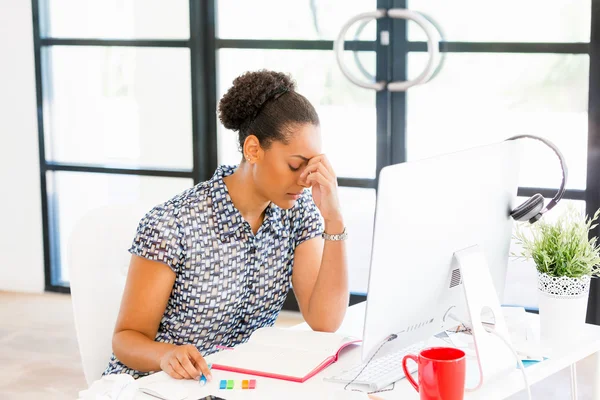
[402,354,419,392]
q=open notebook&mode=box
[211,327,361,382]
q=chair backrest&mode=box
[68,203,147,385]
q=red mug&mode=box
[402,347,466,400]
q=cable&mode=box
[486,327,532,400]
[344,333,398,394]
[448,313,484,391]
[448,312,532,400]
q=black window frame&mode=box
[32,0,600,324]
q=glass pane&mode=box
[49,171,193,283]
[408,0,590,42]
[407,53,589,190]
[217,0,376,40]
[338,187,376,294]
[44,46,193,169]
[504,198,586,309]
[45,0,189,39]
[217,49,376,179]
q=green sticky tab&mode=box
[227,380,234,389]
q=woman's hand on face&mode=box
[159,344,212,381]
[299,154,343,223]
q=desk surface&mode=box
[134,302,600,400]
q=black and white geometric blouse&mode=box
[103,165,324,378]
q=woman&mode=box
[103,70,349,381]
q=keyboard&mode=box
[324,341,426,391]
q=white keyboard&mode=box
[324,342,425,391]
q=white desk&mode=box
[132,302,600,400]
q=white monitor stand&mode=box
[453,245,516,390]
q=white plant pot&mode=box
[538,271,591,350]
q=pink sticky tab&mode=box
[248,379,256,389]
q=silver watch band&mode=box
[322,227,348,241]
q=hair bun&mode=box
[218,70,296,131]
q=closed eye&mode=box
[289,165,300,172]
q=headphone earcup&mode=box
[511,194,545,222]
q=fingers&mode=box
[301,163,332,182]
[307,154,335,177]
[306,171,334,192]
[300,162,334,187]
[189,347,213,381]
[160,345,212,381]
[164,361,185,380]
[171,358,193,379]
[177,352,201,380]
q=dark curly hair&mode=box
[218,70,319,153]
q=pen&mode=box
[199,363,212,386]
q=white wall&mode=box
[0,0,45,293]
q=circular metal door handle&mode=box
[334,8,441,91]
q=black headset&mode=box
[506,135,568,224]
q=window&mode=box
[408,0,590,43]
[407,53,589,190]
[32,0,215,290]
[44,46,193,169]
[217,0,377,41]
[33,1,600,322]
[46,0,190,39]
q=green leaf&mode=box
[514,204,600,278]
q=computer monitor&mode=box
[361,140,521,361]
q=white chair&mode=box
[68,203,147,386]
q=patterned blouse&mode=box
[103,165,324,378]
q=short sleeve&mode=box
[293,190,325,248]
[128,205,186,274]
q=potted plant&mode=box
[513,204,600,348]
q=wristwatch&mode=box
[322,227,348,241]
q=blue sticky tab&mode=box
[521,357,548,368]
[219,379,227,389]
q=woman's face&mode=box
[249,123,322,209]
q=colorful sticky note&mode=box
[227,380,234,389]
[248,379,256,389]
[242,379,249,389]
[219,380,227,389]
